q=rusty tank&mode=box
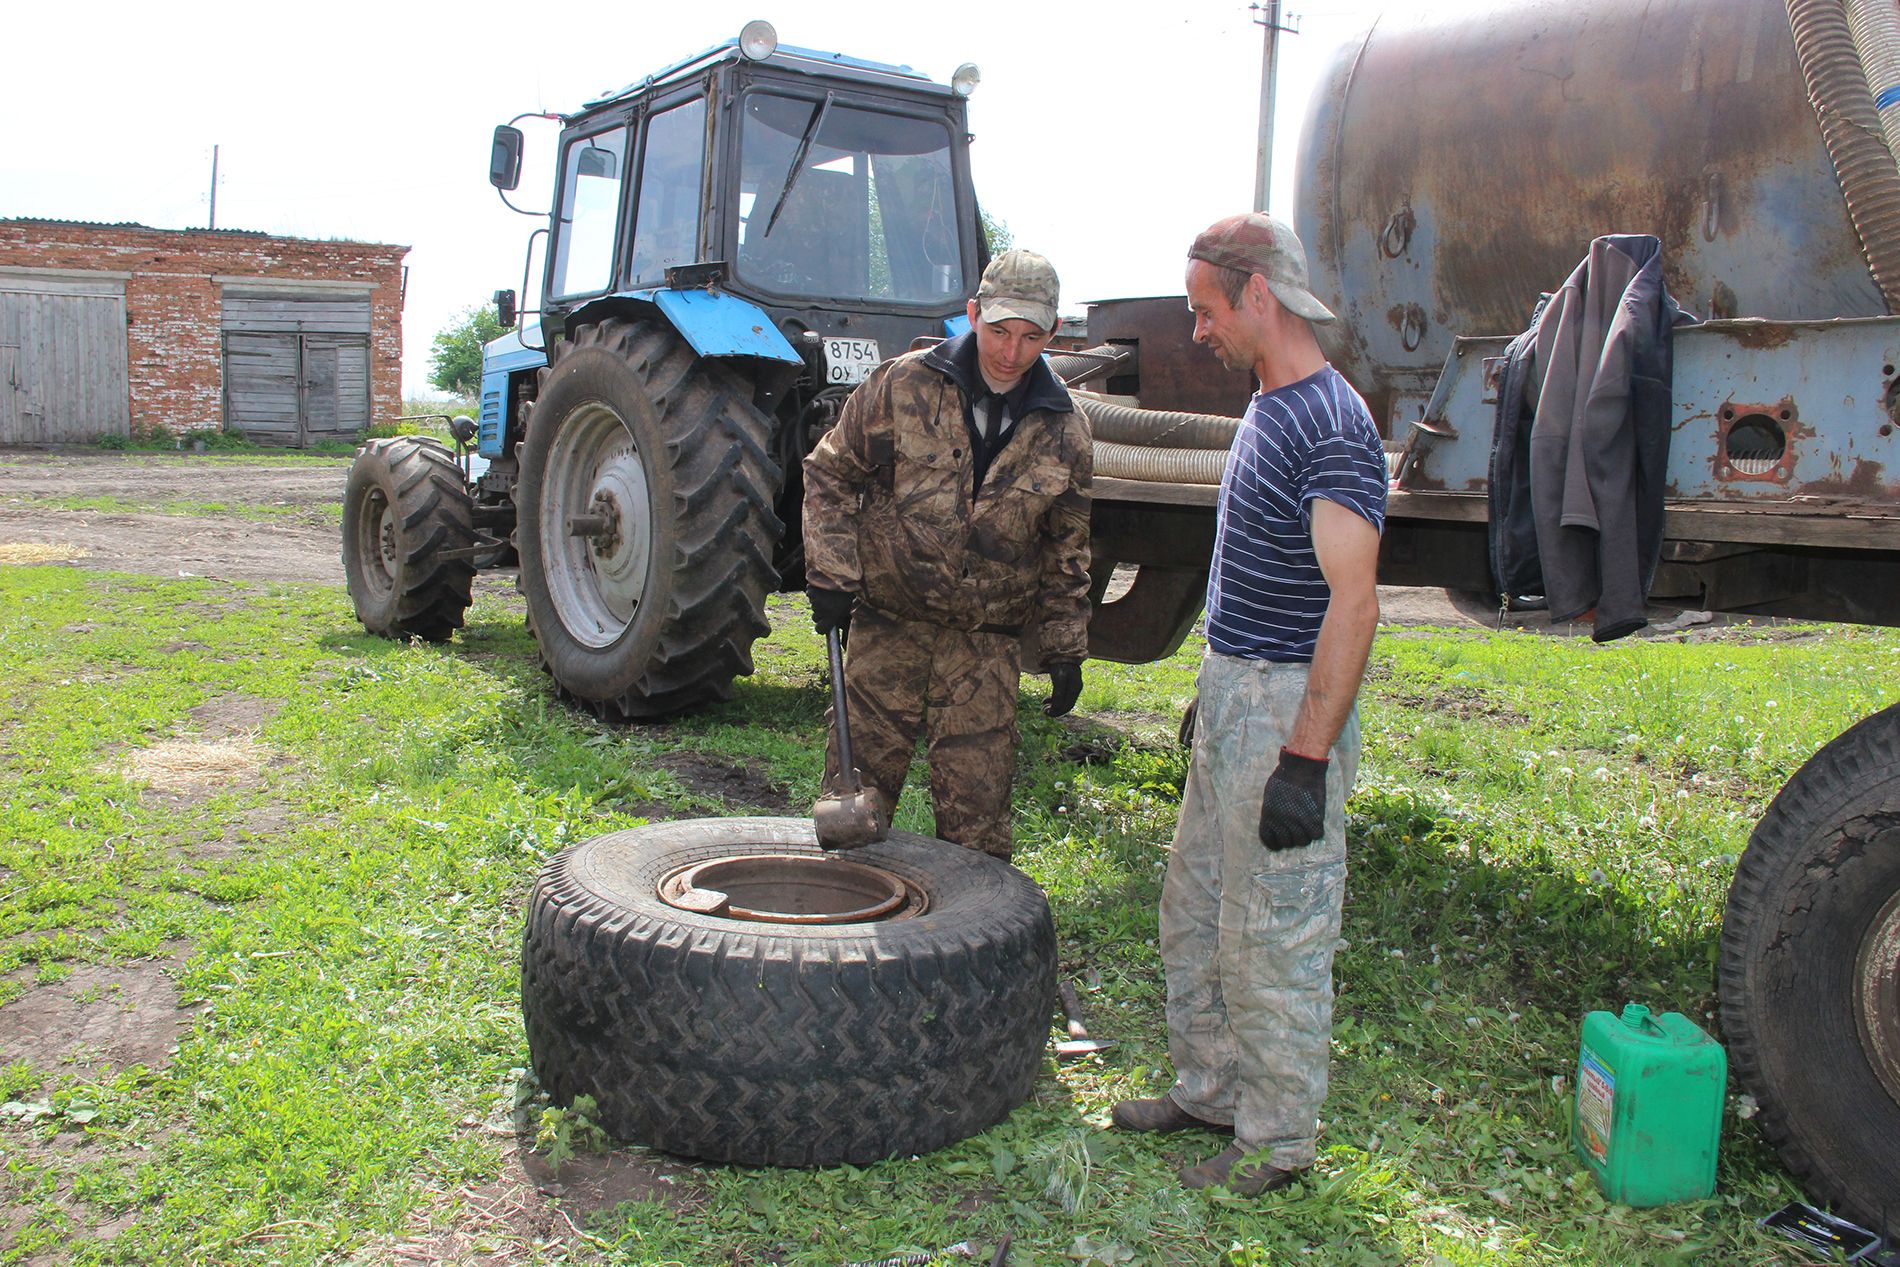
[1293,0,1891,432]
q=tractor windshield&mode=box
[735,91,965,305]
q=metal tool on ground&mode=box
[836,1235,1009,1267]
[1759,1202,1897,1264]
[838,1241,978,1267]
[813,627,889,850]
[1056,980,1113,1059]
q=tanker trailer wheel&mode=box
[1719,702,1900,1236]
[517,318,781,720]
[520,817,1058,1167]
[341,435,477,642]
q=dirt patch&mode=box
[0,507,341,587]
[113,694,285,809]
[367,1137,702,1264]
[0,452,346,585]
[0,958,195,1076]
[656,752,794,813]
[187,693,280,739]
[1386,685,1530,725]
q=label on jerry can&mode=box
[1577,1047,1615,1164]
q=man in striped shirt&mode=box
[1111,213,1386,1196]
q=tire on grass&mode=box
[1718,702,1900,1236]
[520,817,1058,1167]
[341,435,476,641]
[517,318,781,721]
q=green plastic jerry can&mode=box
[1573,1003,1726,1206]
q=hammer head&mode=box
[1055,1037,1115,1059]
[812,778,889,851]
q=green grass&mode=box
[0,554,1894,1264]
[4,493,324,525]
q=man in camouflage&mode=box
[801,250,1091,861]
[1111,215,1385,1196]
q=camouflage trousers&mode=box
[822,605,1022,860]
[1159,651,1361,1170]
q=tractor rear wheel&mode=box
[1719,702,1900,1236]
[341,436,476,642]
[518,319,781,720]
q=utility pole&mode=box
[209,145,219,230]
[1252,2,1299,214]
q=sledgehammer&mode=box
[813,627,889,850]
[1056,980,1114,1059]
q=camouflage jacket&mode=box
[802,335,1093,662]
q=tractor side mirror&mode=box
[494,288,517,330]
[489,125,524,191]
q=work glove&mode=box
[808,586,855,636]
[1258,748,1328,851]
[1044,660,1083,718]
[1178,695,1199,749]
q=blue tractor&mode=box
[342,23,985,718]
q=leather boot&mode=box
[1109,1096,1233,1134]
[1178,1143,1305,1196]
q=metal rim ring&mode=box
[657,853,928,925]
[541,400,653,650]
[1854,884,1900,1105]
[359,486,396,598]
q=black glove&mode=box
[809,586,855,636]
[1044,660,1083,717]
[1178,695,1199,749]
[1259,748,1328,851]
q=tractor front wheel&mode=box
[341,435,476,642]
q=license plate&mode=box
[823,337,881,385]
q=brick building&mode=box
[0,219,408,447]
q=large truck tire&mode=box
[520,817,1058,1167]
[1719,703,1900,1236]
[341,436,477,642]
[518,319,781,721]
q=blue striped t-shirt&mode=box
[1206,365,1387,661]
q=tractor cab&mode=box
[490,23,985,409]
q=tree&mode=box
[428,305,507,397]
[980,208,1013,256]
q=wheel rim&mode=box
[657,854,928,924]
[358,487,396,598]
[1855,884,1900,1106]
[540,400,654,649]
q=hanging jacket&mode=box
[1488,234,1695,641]
[802,333,1093,661]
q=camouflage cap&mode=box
[1188,213,1336,324]
[976,249,1060,331]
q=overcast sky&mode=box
[3,0,1382,401]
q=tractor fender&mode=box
[478,290,802,458]
[567,289,801,364]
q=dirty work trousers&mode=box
[1160,651,1361,1171]
[822,606,1022,860]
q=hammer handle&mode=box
[1058,979,1090,1040]
[827,627,858,788]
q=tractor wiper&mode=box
[761,91,836,239]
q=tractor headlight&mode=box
[951,63,981,97]
[739,20,778,61]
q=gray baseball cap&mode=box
[976,249,1060,331]
[1188,213,1336,323]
